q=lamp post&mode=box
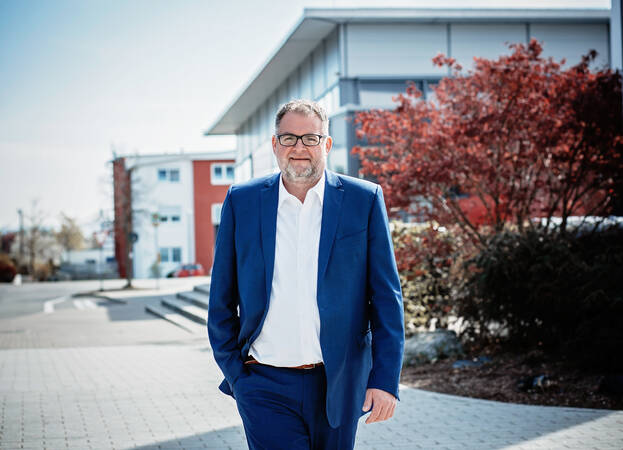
[92,229,110,292]
[17,209,24,268]
[151,212,160,289]
[93,232,104,292]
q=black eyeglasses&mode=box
[276,133,326,147]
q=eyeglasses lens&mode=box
[279,134,321,146]
[302,135,320,146]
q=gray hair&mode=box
[274,99,329,135]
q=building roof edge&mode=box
[204,7,610,136]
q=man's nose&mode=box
[296,137,309,148]
[292,138,308,151]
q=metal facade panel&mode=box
[530,23,609,67]
[346,23,448,77]
[312,41,327,98]
[450,23,528,70]
[326,29,340,86]
[300,57,313,100]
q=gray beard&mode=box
[283,162,318,181]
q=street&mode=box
[0,280,622,450]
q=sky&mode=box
[0,0,611,235]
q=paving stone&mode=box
[2,293,623,450]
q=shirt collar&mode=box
[279,171,325,207]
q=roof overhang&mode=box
[204,7,610,136]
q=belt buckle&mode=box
[302,362,322,369]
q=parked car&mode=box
[167,263,205,278]
[48,270,72,281]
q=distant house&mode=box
[203,7,610,184]
[112,150,235,279]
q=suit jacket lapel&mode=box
[318,170,344,281]
[260,173,280,303]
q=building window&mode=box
[160,247,182,263]
[157,168,181,182]
[158,206,181,225]
[211,163,235,185]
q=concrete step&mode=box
[145,304,205,334]
[161,296,207,325]
[194,284,210,296]
[177,290,209,310]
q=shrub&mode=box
[458,225,623,370]
[0,253,16,283]
[393,221,475,336]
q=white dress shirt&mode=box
[249,172,325,366]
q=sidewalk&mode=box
[77,277,213,302]
[1,288,622,449]
[1,343,622,449]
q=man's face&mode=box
[272,112,332,183]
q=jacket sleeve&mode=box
[366,185,405,400]
[207,187,246,387]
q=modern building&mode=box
[612,0,622,72]
[204,7,610,182]
[112,151,235,279]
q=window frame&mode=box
[169,169,180,182]
[211,163,235,185]
[157,168,181,182]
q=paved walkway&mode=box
[2,344,622,449]
[0,288,622,449]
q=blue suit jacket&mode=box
[207,170,404,427]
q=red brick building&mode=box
[112,151,235,279]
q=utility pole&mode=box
[151,212,160,290]
[17,209,24,267]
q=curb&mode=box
[94,294,127,304]
[72,291,128,304]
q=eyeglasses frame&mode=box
[275,133,328,147]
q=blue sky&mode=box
[0,0,611,234]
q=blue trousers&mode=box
[232,363,359,450]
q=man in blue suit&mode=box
[208,99,404,449]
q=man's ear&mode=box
[324,136,333,155]
[272,135,277,155]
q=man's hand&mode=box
[361,388,397,424]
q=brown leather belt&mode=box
[244,356,324,370]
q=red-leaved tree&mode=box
[353,39,623,248]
